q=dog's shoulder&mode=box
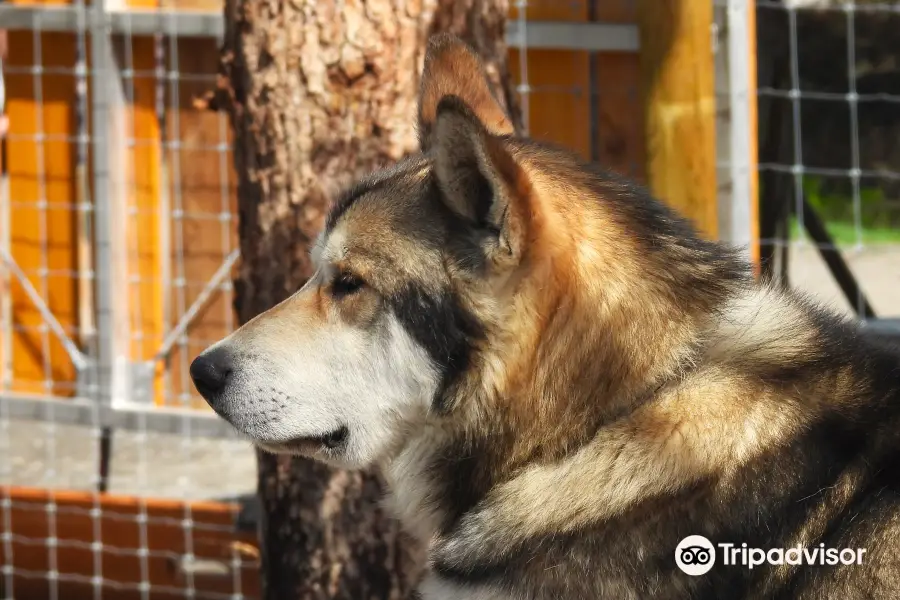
[423,280,900,599]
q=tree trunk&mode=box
[213,1,520,598]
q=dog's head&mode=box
[189,33,732,469]
[190,34,538,468]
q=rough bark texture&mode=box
[213,1,520,598]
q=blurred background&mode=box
[0,0,898,598]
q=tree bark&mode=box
[213,1,520,598]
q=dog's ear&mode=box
[418,34,514,150]
[432,96,530,264]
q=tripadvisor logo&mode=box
[676,535,716,576]
[675,536,867,576]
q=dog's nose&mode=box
[190,347,233,406]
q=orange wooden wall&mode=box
[5,31,81,398]
[1,2,645,408]
[163,39,240,409]
[511,0,644,179]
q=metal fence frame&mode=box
[0,3,247,438]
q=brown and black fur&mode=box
[196,33,900,599]
[384,35,900,599]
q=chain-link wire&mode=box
[0,3,255,599]
[757,0,900,322]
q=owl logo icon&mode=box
[676,535,716,576]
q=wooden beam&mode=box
[6,31,81,396]
[594,0,644,181]
[638,0,717,238]
[747,1,760,271]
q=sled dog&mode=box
[191,34,900,599]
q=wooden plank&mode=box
[5,31,80,397]
[593,0,635,24]
[593,53,644,181]
[112,34,166,404]
[593,0,644,181]
[637,0,717,238]
[507,0,592,162]
[507,3,646,181]
[747,2,761,271]
[0,32,7,397]
[1,486,260,600]
[509,48,592,160]
[161,37,238,409]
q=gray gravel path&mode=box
[2,420,257,501]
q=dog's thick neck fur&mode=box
[465,143,748,417]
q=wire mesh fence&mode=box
[757,0,900,323]
[3,4,274,599]
[0,0,897,599]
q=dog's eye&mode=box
[331,272,364,298]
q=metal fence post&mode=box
[90,0,131,408]
[715,0,759,263]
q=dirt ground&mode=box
[2,244,898,501]
[787,244,899,318]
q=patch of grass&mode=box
[781,175,900,245]
[789,217,900,245]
